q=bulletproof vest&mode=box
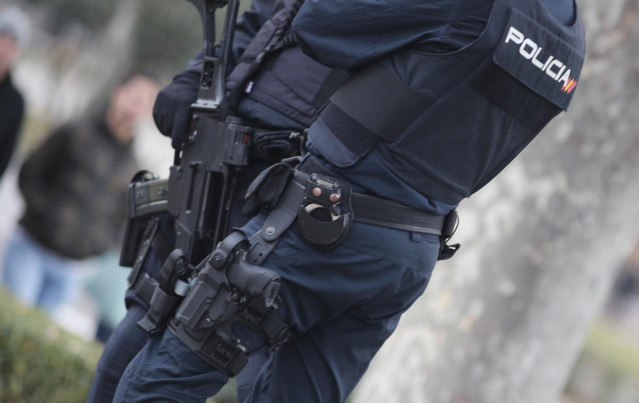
[227,0,347,127]
[311,0,586,205]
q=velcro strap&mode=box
[329,62,431,143]
[247,170,307,266]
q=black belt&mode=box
[247,156,460,263]
[298,157,456,237]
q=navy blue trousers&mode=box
[113,209,440,402]
[89,163,269,403]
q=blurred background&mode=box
[0,0,205,338]
[0,0,638,402]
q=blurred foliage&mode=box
[0,288,102,403]
[19,0,254,80]
[21,0,203,78]
[133,0,203,78]
[582,320,639,379]
[565,320,639,402]
[22,0,113,34]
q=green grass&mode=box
[0,288,103,402]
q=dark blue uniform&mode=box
[114,0,585,402]
[88,0,345,401]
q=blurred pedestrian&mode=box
[1,73,158,317]
[0,7,29,180]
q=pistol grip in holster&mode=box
[167,232,288,376]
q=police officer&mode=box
[88,0,346,401]
[114,0,585,401]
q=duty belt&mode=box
[131,156,460,264]
[245,156,460,264]
[297,157,456,237]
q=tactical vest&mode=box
[310,0,586,205]
[227,0,347,127]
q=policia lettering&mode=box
[504,26,577,93]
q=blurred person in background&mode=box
[0,73,158,318]
[0,6,29,180]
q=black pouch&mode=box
[297,173,353,250]
[120,170,160,267]
[242,157,300,216]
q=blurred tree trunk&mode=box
[354,1,639,403]
[49,0,141,120]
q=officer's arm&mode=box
[152,53,202,148]
[292,0,458,70]
[153,0,276,148]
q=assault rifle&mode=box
[121,0,252,268]
[122,0,288,349]
[169,0,250,265]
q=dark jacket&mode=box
[293,0,585,210]
[18,119,138,259]
[0,74,25,179]
[171,0,346,132]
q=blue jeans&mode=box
[1,226,85,315]
[114,211,440,402]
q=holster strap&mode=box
[247,170,307,266]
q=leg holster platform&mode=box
[167,231,288,376]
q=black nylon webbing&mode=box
[329,62,432,143]
[351,193,444,236]
[247,170,306,265]
[299,157,446,235]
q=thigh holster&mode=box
[167,231,288,376]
